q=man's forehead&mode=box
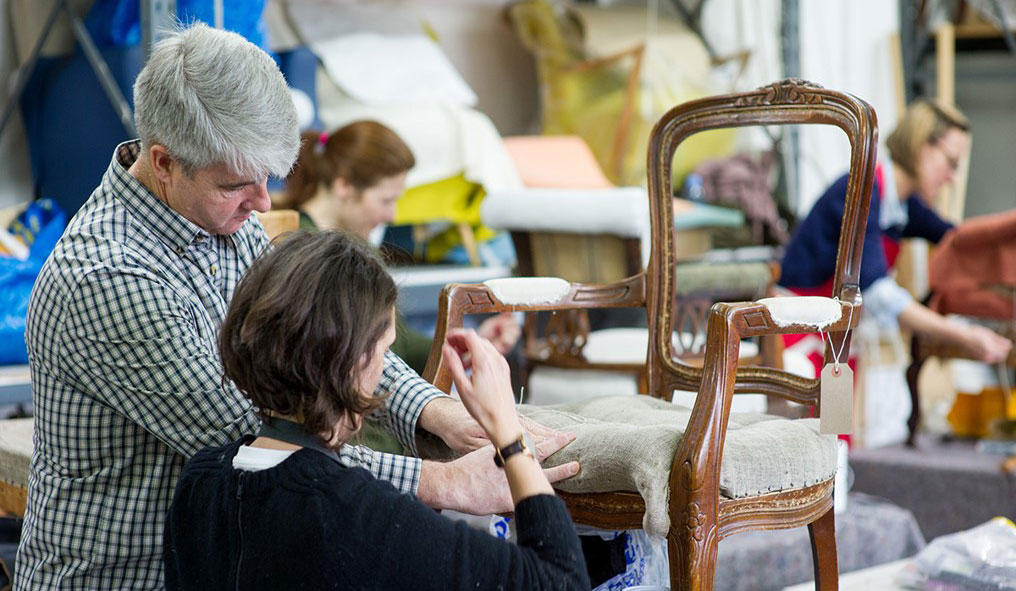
[200,162,258,186]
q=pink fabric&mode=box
[503,136,614,189]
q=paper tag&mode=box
[820,364,854,435]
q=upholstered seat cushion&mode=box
[0,418,33,487]
[518,395,837,537]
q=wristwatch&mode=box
[494,430,536,467]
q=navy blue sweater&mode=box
[164,439,589,591]
[780,171,953,292]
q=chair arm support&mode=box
[666,298,856,537]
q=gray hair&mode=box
[133,23,299,179]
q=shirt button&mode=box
[210,265,217,276]
[176,246,185,255]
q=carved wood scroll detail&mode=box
[734,78,826,107]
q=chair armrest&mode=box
[422,274,646,391]
[671,298,856,509]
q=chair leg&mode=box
[668,527,719,591]
[808,507,839,591]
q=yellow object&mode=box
[506,0,735,186]
[946,386,1016,438]
[395,173,498,263]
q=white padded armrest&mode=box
[757,296,842,330]
[484,277,571,306]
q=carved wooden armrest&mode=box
[671,297,860,498]
[423,275,647,391]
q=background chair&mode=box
[424,79,877,591]
[504,0,737,187]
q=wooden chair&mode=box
[424,79,877,591]
[505,0,644,185]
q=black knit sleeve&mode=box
[353,481,589,591]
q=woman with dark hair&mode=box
[780,99,1011,372]
[163,230,587,590]
[284,120,519,375]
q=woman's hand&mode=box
[963,325,1013,364]
[441,329,522,446]
[477,312,522,355]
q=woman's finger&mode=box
[442,343,473,398]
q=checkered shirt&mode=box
[15,141,444,590]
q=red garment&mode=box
[929,208,1016,320]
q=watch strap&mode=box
[494,433,531,467]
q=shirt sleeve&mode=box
[375,351,448,457]
[903,196,954,243]
[337,444,422,495]
[358,483,589,591]
[58,266,258,458]
[861,275,915,324]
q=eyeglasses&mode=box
[934,142,962,173]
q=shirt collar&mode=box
[879,161,909,231]
[107,140,211,252]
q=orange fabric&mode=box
[929,208,1016,319]
[503,135,614,189]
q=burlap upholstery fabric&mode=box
[0,418,33,488]
[518,395,837,538]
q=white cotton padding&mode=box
[484,277,571,306]
[757,296,843,330]
[481,187,649,239]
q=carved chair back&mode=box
[648,81,877,402]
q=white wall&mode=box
[798,0,900,216]
[0,0,34,211]
[956,52,1016,218]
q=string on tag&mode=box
[820,299,854,377]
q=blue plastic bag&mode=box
[85,0,269,49]
[0,200,66,365]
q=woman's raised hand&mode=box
[441,329,522,447]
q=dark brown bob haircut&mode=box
[219,230,398,448]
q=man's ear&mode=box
[148,144,176,184]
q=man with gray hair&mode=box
[16,23,575,590]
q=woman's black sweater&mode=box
[164,439,589,590]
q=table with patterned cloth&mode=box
[713,493,925,591]
[850,435,1016,540]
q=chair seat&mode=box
[0,418,33,488]
[0,417,34,516]
[519,395,837,537]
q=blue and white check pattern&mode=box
[15,141,444,590]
